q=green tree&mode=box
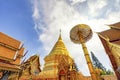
[106,69,113,75]
[91,51,106,71]
[73,62,79,71]
[91,51,113,75]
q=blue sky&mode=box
[0,0,120,76]
[0,0,41,58]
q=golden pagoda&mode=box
[0,32,25,80]
[39,33,86,80]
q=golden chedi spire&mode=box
[47,30,70,57]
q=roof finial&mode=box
[58,29,62,40]
[60,29,61,34]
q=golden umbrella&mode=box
[70,24,98,80]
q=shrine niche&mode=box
[59,70,66,80]
[58,56,71,80]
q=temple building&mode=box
[38,33,86,80]
[0,31,118,80]
[98,22,120,80]
[0,32,25,80]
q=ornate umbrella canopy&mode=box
[70,24,93,44]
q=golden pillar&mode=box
[81,43,98,80]
[79,32,98,80]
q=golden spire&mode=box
[46,30,70,57]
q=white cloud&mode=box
[69,0,86,5]
[32,0,120,76]
[31,0,40,20]
[87,0,107,17]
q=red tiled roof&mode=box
[0,32,21,49]
[109,22,120,29]
[0,62,20,72]
[0,32,24,61]
[98,28,120,45]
